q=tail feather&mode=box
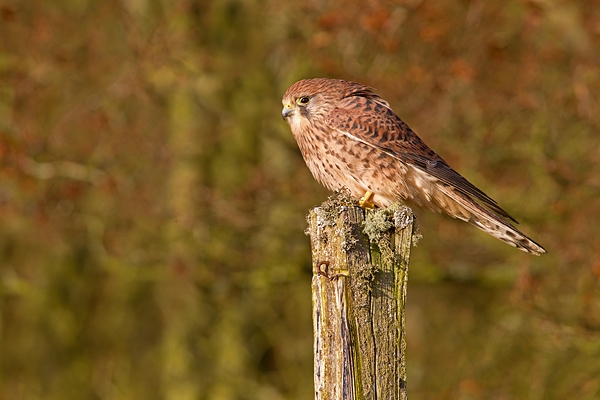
[437,186,546,256]
[467,214,546,256]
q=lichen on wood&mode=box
[307,194,415,400]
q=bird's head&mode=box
[281,78,374,128]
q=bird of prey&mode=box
[281,78,546,255]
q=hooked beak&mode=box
[281,104,294,119]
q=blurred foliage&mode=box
[0,0,599,399]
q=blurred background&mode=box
[1,0,599,399]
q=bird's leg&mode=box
[359,190,375,209]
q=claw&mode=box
[359,190,375,209]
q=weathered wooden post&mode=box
[307,194,416,400]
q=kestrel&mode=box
[281,78,546,255]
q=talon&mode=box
[359,190,375,209]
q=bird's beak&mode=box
[282,103,294,119]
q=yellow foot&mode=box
[359,190,375,209]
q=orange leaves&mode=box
[360,9,391,33]
[450,58,476,82]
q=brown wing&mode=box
[326,95,519,223]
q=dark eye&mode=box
[297,96,310,105]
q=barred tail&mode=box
[437,186,546,255]
[467,212,546,255]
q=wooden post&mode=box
[307,195,415,400]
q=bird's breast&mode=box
[288,116,439,210]
[291,118,406,203]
